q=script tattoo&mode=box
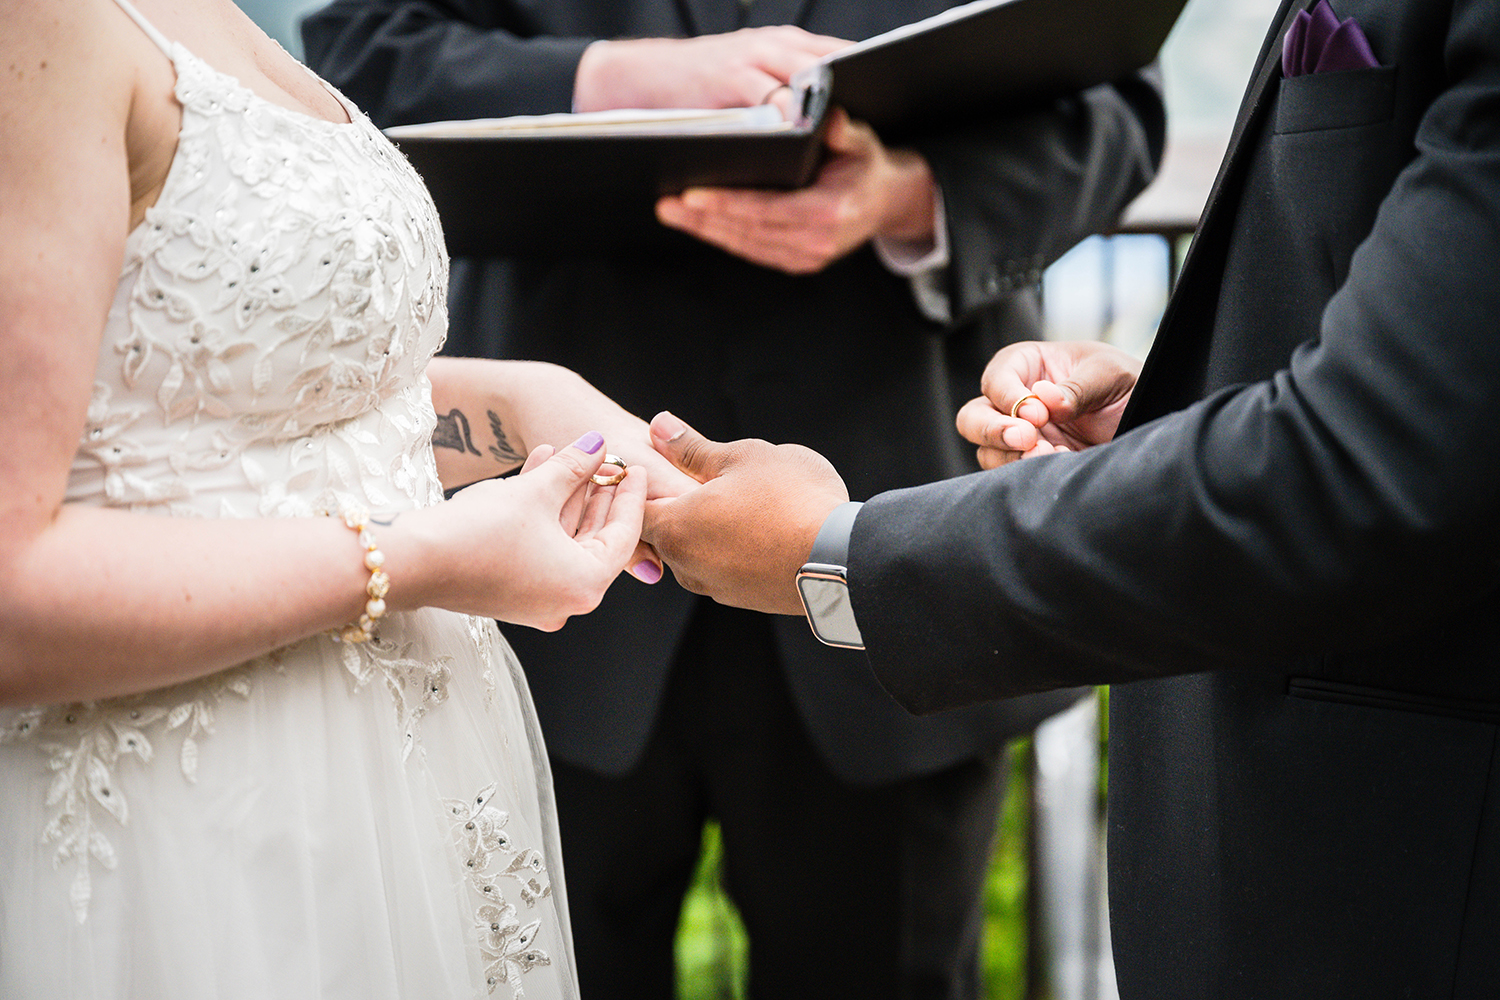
[487,410,526,466]
[432,409,483,456]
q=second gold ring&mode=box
[1010,393,1042,419]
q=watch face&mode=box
[797,571,864,649]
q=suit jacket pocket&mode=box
[1267,65,1408,289]
[1275,64,1398,134]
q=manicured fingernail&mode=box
[572,431,604,455]
[632,560,663,584]
[652,412,685,443]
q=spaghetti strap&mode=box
[111,0,175,57]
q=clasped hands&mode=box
[638,340,1144,616]
[576,26,938,273]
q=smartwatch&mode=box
[796,501,865,649]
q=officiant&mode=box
[302,2,1165,996]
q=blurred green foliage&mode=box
[674,688,1110,1000]
[673,739,1038,1000]
[675,821,747,1000]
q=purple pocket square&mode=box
[1282,0,1380,77]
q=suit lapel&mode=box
[1120,0,1317,431]
[1196,0,1318,218]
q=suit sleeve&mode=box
[850,2,1500,713]
[910,67,1166,326]
[301,0,591,126]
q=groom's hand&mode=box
[642,412,849,616]
[956,339,1142,468]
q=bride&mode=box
[0,1,694,996]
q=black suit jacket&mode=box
[302,0,1164,783]
[851,0,1500,993]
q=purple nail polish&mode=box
[632,560,663,584]
[572,431,604,455]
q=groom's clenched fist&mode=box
[642,411,848,616]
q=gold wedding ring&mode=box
[1010,393,1042,419]
[590,454,628,487]
[759,83,791,106]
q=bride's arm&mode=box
[0,3,642,706]
[426,356,702,500]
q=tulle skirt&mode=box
[0,610,577,1000]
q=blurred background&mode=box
[234,0,325,55]
[231,1,1281,996]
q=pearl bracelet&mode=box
[328,506,390,643]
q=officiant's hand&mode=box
[655,109,937,274]
[573,26,848,113]
[642,412,848,616]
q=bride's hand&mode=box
[400,432,649,631]
[519,439,665,586]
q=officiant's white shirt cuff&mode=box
[874,187,951,324]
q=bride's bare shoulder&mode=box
[2,0,185,230]
[1,0,147,141]
[1,0,164,372]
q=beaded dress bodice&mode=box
[68,38,449,520]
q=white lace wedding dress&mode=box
[0,4,578,999]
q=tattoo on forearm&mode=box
[487,410,526,465]
[432,409,483,456]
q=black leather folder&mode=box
[386,0,1187,256]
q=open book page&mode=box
[385,104,789,139]
[821,0,1008,64]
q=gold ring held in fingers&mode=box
[1010,393,1042,419]
[759,83,791,106]
[591,454,628,487]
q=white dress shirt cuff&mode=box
[873,186,952,324]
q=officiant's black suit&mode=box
[303,1,1162,994]
[848,0,1500,996]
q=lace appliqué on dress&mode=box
[0,665,257,923]
[1,625,471,923]
[466,613,503,709]
[335,632,455,762]
[447,784,554,998]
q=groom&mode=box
[641,0,1500,996]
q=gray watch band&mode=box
[807,501,864,567]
